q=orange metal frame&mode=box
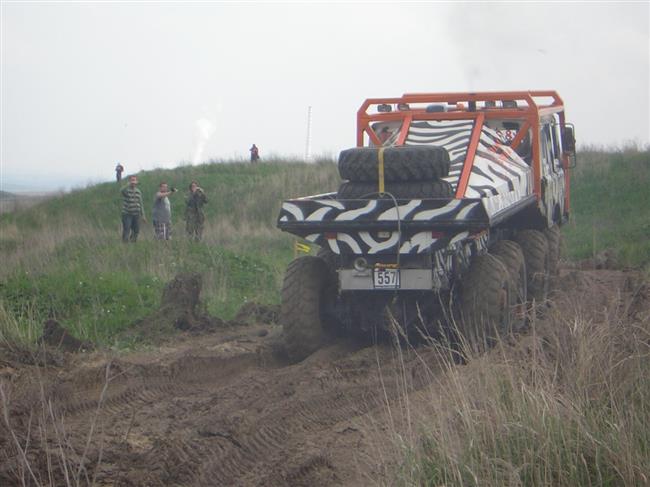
[356,91,571,212]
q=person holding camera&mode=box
[185,180,208,241]
[152,182,177,240]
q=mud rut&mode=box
[2,325,441,487]
[1,268,645,487]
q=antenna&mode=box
[304,106,312,162]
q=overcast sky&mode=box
[1,1,649,191]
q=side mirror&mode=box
[562,124,576,154]
[562,124,577,168]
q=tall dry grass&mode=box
[369,274,650,486]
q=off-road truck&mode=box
[277,91,576,361]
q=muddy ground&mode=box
[0,267,647,486]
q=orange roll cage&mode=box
[356,91,571,211]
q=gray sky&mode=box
[1,1,649,191]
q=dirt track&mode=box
[1,267,647,486]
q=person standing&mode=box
[121,175,146,242]
[185,180,207,241]
[152,182,177,240]
[250,144,260,163]
[115,162,124,182]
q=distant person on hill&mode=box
[152,182,177,240]
[115,162,124,182]
[120,175,146,243]
[250,144,260,163]
[185,180,208,241]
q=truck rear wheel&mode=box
[458,253,513,353]
[490,240,527,332]
[337,180,453,199]
[281,256,337,362]
[544,225,561,276]
[338,146,450,182]
[515,230,550,305]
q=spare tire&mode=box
[338,146,450,182]
[337,180,454,199]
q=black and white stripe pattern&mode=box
[406,120,473,191]
[278,120,534,256]
[298,228,485,257]
[279,197,484,226]
[405,121,532,216]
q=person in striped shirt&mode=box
[121,175,146,242]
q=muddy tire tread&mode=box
[491,240,527,331]
[281,256,334,362]
[515,230,550,304]
[544,225,562,276]
[459,253,512,349]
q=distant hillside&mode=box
[0,190,56,214]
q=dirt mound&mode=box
[128,273,226,339]
[39,319,94,352]
[233,302,279,325]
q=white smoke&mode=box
[192,117,216,164]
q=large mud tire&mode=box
[338,146,450,182]
[491,240,527,332]
[281,256,337,362]
[458,253,513,353]
[337,180,453,199]
[515,230,550,305]
[316,247,339,291]
[544,225,562,276]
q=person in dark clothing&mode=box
[121,175,146,242]
[115,163,124,182]
[185,180,207,241]
[250,144,260,163]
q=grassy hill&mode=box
[563,147,650,266]
[0,149,648,347]
[0,159,339,346]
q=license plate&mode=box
[373,268,400,289]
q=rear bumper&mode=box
[339,268,433,291]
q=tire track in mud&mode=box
[58,352,262,418]
[163,346,439,486]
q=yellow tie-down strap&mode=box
[294,241,311,255]
[378,147,385,194]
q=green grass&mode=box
[0,148,648,348]
[563,147,650,267]
[0,158,340,347]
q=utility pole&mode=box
[304,106,312,162]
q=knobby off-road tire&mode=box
[544,225,562,276]
[316,247,339,283]
[336,180,454,200]
[515,230,550,306]
[458,253,513,354]
[281,256,337,363]
[491,240,527,332]
[338,146,450,182]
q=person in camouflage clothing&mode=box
[185,180,208,241]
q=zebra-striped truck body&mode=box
[278,92,575,350]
